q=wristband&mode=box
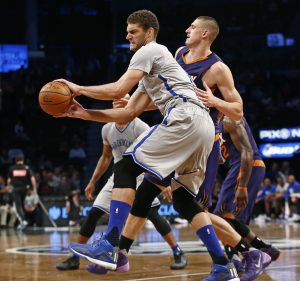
[238,187,247,190]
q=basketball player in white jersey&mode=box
[56,96,187,272]
[55,9,239,281]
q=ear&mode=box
[202,29,209,38]
[147,27,155,38]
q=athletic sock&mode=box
[224,245,238,259]
[171,244,181,255]
[119,235,134,253]
[250,236,271,249]
[105,200,131,246]
[234,238,250,253]
[196,224,228,265]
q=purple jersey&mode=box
[176,47,223,133]
[215,117,265,224]
[221,118,262,166]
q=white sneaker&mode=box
[17,220,28,231]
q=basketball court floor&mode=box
[1,222,300,281]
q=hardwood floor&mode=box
[1,222,300,280]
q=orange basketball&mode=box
[38,81,72,115]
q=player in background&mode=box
[214,116,280,270]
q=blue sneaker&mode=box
[86,250,129,275]
[69,237,119,270]
[202,263,240,281]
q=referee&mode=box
[6,154,37,230]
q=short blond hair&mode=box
[197,16,219,42]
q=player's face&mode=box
[185,19,204,47]
[126,23,148,52]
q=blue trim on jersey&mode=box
[173,178,197,197]
[158,74,178,96]
[162,105,175,125]
[92,205,109,214]
[123,124,164,179]
[115,122,131,133]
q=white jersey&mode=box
[128,42,205,115]
[93,118,161,213]
[102,118,150,163]
[124,41,215,195]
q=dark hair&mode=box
[127,10,159,38]
[15,154,24,162]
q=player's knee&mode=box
[173,188,204,222]
[113,156,145,189]
[130,179,162,218]
[79,207,105,237]
[148,206,171,236]
[224,218,250,238]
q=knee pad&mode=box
[225,218,250,238]
[79,207,105,238]
[148,206,171,236]
[130,180,162,218]
[113,156,145,189]
[173,188,204,222]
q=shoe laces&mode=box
[90,233,105,248]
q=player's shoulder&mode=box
[210,60,229,73]
[174,46,185,58]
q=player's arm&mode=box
[56,69,146,100]
[197,62,243,121]
[224,117,253,208]
[30,175,37,194]
[113,97,158,111]
[85,144,113,200]
[56,90,152,123]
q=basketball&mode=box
[38,81,72,115]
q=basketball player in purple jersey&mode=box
[175,16,242,210]
[215,116,280,266]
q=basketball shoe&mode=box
[86,249,129,275]
[239,250,265,281]
[202,262,239,281]
[56,256,80,270]
[69,236,118,270]
[170,250,187,269]
[261,246,280,261]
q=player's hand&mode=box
[161,186,173,203]
[234,187,248,209]
[53,99,88,119]
[196,81,218,107]
[113,98,129,108]
[85,182,95,201]
[55,79,81,97]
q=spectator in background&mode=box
[24,186,41,227]
[262,178,277,220]
[285,175,300,222]
[273,176,288,219]
[0,176,17,228]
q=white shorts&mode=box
[124,102,214,196]
[93,173,160,213]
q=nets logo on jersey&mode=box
[111,139,133,150]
